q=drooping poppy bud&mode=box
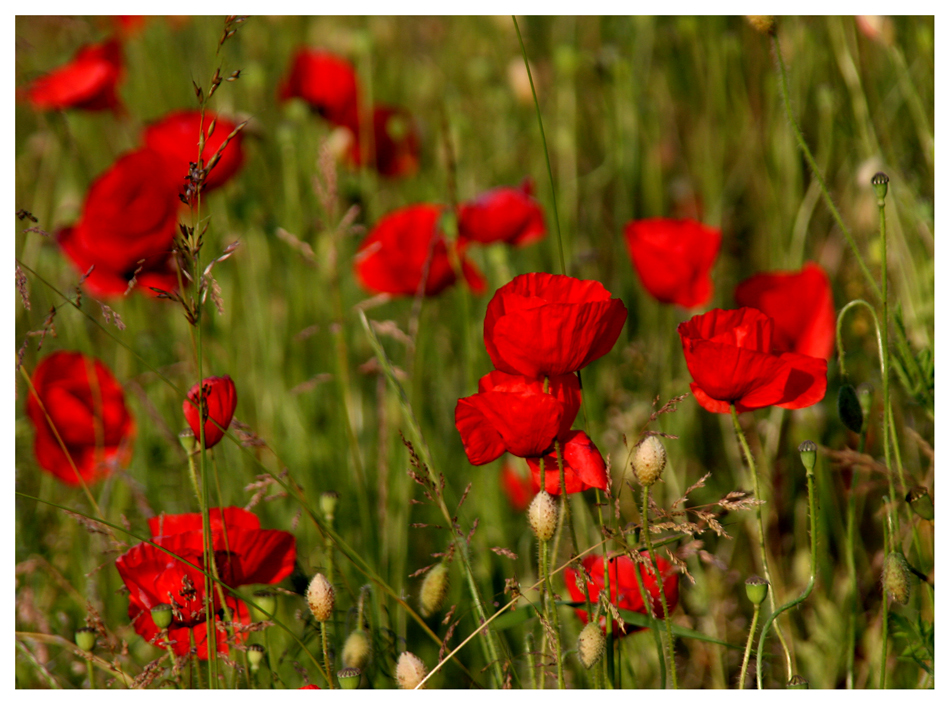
[182,375,237,449]
[395,651,427,689]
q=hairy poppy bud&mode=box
[342,629,372,670]
[395,651,427,689]
[420,562,450,618]
[151,603,173,629]
[633,436,667,487]
[787,674,809,689]
[906,487,934,522]
[577,622,606,669]
[744,575,769,606]
[798,440,817,474]
[837,385,864,434]
[882,552,911,605]
[337,667,361,689]
[746,16,776,35]
[251,590,277,621]
[320,491,339,523]
[74,626,97,652]
[528,491,558,542]
[247,644,265,671]
[871,171,889,203]
[306,573,335,622]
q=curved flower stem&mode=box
[642,488,678,688]
[729,404,793,682]
[756,445,819,689]
[738,604,761,689]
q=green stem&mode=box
[544,540,565,689]
[594,490,617,689]
[739,605,761,690]
[880,498,893,689]
[86,658,95,689]
[537,539,547,690]
[845,421,868,689]
[630,547,666,689]
[525,633,537,690]
[321,623,334,689]
[642,488,677,688]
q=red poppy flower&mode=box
[115,507,295,659]
[500,461,533,512]
[25,351,134,486]
[346,105,420,178]
[278,48,360,129]
[455,371,581,465]
[623,217,721,308]
[526,430,609,494]
[457,178,546,247]
[354,204,485,297]
[299,685,321,689]
[22,38,124,112]
[182,376,236,449]
[143,110,246,194]
[483,273,628,378]
[564,552,679,636]
[734,261,836,360]
[677,307,828,414]
[112,16,147,36]
[57,148,182,297]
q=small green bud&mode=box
[419,562,450,618]
[251,590,277,621]
[74,626,97,652]
[856,383,873,418]
[882,551,912,605]
[337,667,361,689]
[320,491,339,523]
[871,171,889,202]
[787,674,809,689]
[744,575,769,606]
[247,644,265,671]
[306,573,335,622]
[633,436,667,487]
[178,429,195,451]
[151,603,173,630]
[577,622,606,669]
[837,385,864,434]
[395,651,427,689]
[798,440,817,474]
[342,629,372,670]
[528,491,558,542]
[906,486,934,522]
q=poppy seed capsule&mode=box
[744,575,769,606]
[633,436,667,487]
[337,667,361,690]
[420,562,450,618]
[306,573,335,622]
[906,486,935,522]
[74,626,97,652]
[395,651,427,689]
[798,440,817,474]
[882,552,911,605]
[342,629,372,670]
[251,590,277,620]
[577,622,606,669]
[528,491,558,542]
[247,644,265,671]
[320,491,339,523]
[151,603,173,629]
[787,674,809,689]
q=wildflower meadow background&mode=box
[14,15,934,690]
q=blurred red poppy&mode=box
[278,48,360,129]
[346,105,420,178]
[58,148,181,297]
[299,685,321,689]
[115,507,295,659]
[500,461,533,512]
[483,273,627,378]
[143,109,246,195]
[623,217,721,308]
[677,307,828,414]
[455,371,580,465]
[112,16,146,36]
[526,430,609,494]
[25,351,134,486]
[734,261,835,360]
[564,552,679,636]
[183,376,237,449]
[354,204,485,297]
[22,38,124,112]
[457,178,546,247]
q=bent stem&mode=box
[739,604,761,689]
[642,488,677,689]
[729,404,793,682]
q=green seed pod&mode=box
[871,171,889,202]
[787,674,809,689]
[251,590,277,621]
[633,436,667,487]
[74,626,97,652]
[882,551,912,605]
[337,667,361,690]
[178,429,195,451]
[744,575,769,606]
[247,644,265,671]
[342,629,372,670]
[419,562,450,618]
[906,486,935,522]
[395,651,427,689]
[837,385,864,434]
[320,491,340,523]
[528,491,558,542]
[151,603,173,630]
[798,440,817,474]
[577,622,606,669]
[306,573,335,622]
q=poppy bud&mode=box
[395,651,427,689]
[882,551,911,605]
[419,562,450,618]
[837,385,864,434]
[857,383,873,418]
[342,629,372,670]
[151,603,173,629]
[251,590,277,620]
[247,644,265,671]
[744,575,769,606]
[871,171,889,203]
[528,491,558,542]
[337,667,361,689]
[306,573,335,622]
[746,16,776,35]
[74,626,97,652]
[905,486,934,522]
[798,440,817,474]
[787,674,809,689]
[633,436,667,487]
[320,491,340,523]
[577,622,606,669]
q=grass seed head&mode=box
[528,491,558,542]
[306,573,335,622]
[396,651,427,689]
